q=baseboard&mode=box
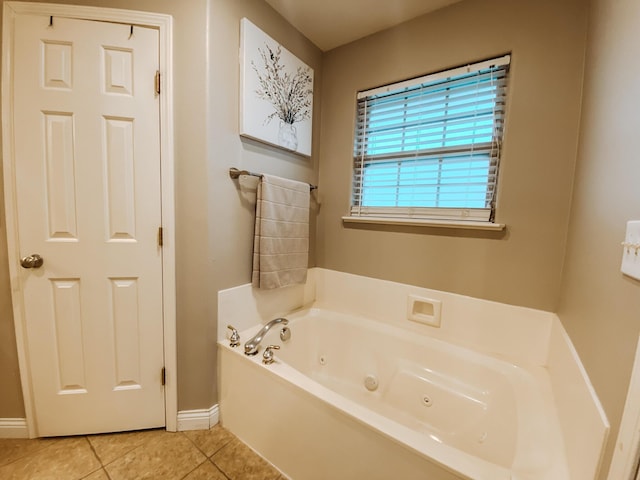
[0,418,29,438]
[177,404,219,431]
[0,409,220,437]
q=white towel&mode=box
[252,174,310,289]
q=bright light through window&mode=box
[351,55,510,222]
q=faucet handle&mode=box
[262,345,280,365]
[227,325,240,347]
[280,326,291,342]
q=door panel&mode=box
[43,111,78,240]
[11,14,164,436]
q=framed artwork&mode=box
[240,18,314,157]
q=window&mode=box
[350,55,510,224]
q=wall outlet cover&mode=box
[621,221,640,281]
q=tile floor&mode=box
[0,425,285,480]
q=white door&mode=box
[9,14,165,436]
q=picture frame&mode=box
[239,18,314,157]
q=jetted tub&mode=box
[219,308,570,480]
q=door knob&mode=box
[20,254,44,269]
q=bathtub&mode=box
[219,307,570,480]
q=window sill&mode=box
[341,216,506,231]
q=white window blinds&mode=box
[351,55,510,223]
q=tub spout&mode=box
[244,317,289,355]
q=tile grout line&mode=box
[0,437,62,469]
[81,436,107,479]
[208,437,234,459]
[211,458,233,480]
[182,432,210,458]
[178,458,207,480]
[84,435,104,468]
[178,457,232,480]
[182,427,234,460]
[208,438,240,478]
[0,438,59,469]
[85,433,115,480]
[103,430,205,479]
[181,427,235,479]
[1,428,278,480]
[84,429,163,476]
[208,437,279,480]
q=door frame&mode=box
[1,1,177,436]
[608,335,640,479]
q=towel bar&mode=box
[229,167,317,191]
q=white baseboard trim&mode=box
[0,418,29,438]
[177,404,219,431]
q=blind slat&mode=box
[354,143,496,163]
[357,110,505,136]
[358,78,509,115]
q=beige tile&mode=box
[184,425,235,457]
[212,438,280,480]
[0,437,59,468]
[0,436,101,480]
[183,460,228,480]
[105,432,205,480]
[83,468,110,480]
[87,428,166,465]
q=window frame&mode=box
[346,55,511,229]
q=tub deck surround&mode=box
[218,268,553,366]
[217,269,316,340]
[217,268,609,479]
[312,269,556,366]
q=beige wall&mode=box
[206,0,321,406]
[557,0,640,477]
[316,0,588,312]
[0,0,320,417]
[0,159,23,417]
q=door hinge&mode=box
[161,367,166,386]
[155,70,161,94]
[158,227,163,247]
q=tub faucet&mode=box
[244,317,289,355]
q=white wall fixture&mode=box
[621,221,640,281]
[406,295,442,327]
[176,405,219,431]
[217,269,316,342]
[0,418,28,438]
[239,18,314,156]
